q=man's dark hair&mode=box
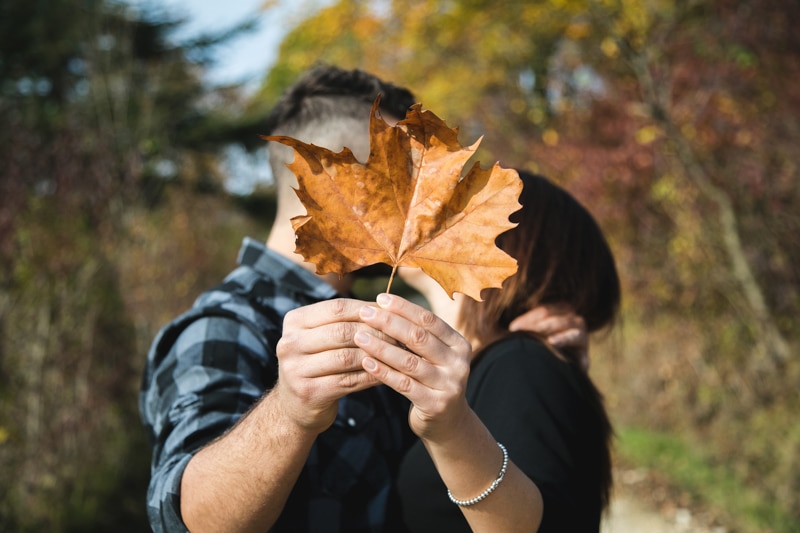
[264,64,417,198]
[263,64,416,135]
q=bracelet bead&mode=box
[447,442,509,507]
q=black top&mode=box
[396,334,607,532]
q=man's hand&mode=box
[275,298,383,433]
[509,303,589,370]
[182,298,385,533]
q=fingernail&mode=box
[360,305,376,319]
[376,293,391,307]
[363,357,377,371]
[355,331,371,345]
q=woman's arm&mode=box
[356,293,543,532]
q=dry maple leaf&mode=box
[262,98,522,301]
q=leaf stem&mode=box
[386,264,397,294]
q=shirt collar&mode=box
[237,237,338,300]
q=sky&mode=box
[129,0,317,91]
[127,0,331,193]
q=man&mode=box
[140,65,587,533]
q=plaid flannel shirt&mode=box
[140,238,412,532]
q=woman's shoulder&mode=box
[467,335,605,455]
[468,333,589,405]
[474,333,572,376]
[468,333,605,439]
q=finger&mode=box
[508,303,577,332]
[533,302,573,316]
[315,369,382,393]
[354,329,434,384]
[363,357,422,405]
[511,310,584,337]
[281,367,382,403]
[361,351,468,429]
[279,319,397,361]
[359,303,456,368]
[547,328,587,349]
[356,299,471,395]
[372,293,466,351]
[295,348,372,377]
[283,298,366,330]
[280,320,363,353]
[508,307,548,331]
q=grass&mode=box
[615,426,800,533]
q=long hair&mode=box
[458,170,620,510]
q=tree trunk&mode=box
[629,49,790,375]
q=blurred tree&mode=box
[595,0,794,373]
[0,0,269,530]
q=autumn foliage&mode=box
[264,99,522,300]
[2,0,800,531]
[259,0,800,530]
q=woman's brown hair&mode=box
[458,170,620,511]
[459,170,621,348]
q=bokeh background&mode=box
[1,0,798,531]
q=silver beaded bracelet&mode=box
[447,442,509,507]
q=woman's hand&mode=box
[510,302,590,370]
[355,293,473,441]
[357,294,544,532]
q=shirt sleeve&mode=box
[140,315,275,533]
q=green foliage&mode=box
[617,426,800,532]
[0,200,147,532]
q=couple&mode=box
[140,65,620,532]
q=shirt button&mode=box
[347,417,357,427]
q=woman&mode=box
[355,171,620,531]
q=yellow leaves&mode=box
[734,130,754,147]
[635,124,663,144]
[565,19,592,40]
[606,0,675,50]
[543,129,560,146]
[263,98,522,300]
[601,37,620,58]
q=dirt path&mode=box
[603,494,696,532]
[601,468,729,533]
